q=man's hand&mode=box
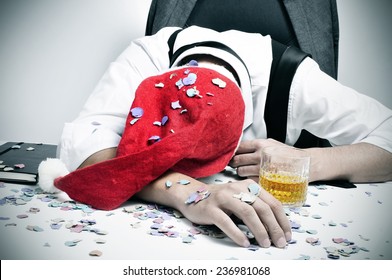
[229,138,284,181]
[137,172,291,248]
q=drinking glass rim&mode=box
[262,146,310,160]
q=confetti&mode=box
[148,135,161,144]
[5,223,16,227]
[306,237,320,246]
[171,100,182,109]
[296,254,310,260]
[175,79,184,89]
[185,188,211,204]
[29,207,40,214]
[17,214,28,219]
[182,235,194,244]
[155,82,164,88]
[95,229,108,235]
[359,234,370,241]
[130,118,139,125]
[182,73,197,86]
[130,221,141,228]
[170,73,177,79]
[185,193,199,204]
[212,78,226,88]
[177,179,190,185]
[332,237,350,245]
[299,209,310,217]
[233,192,257,204]
[130,107,144,118]
[89,250,102,257]
[50,223,62,230]
[26,225,44,232]
[248,183,261,196]
[161,116,169,126]
[290,220,301,229]
[327,252,340,259]
[64,240,82,247]
[186,88,200,98]
[187,60,198,66]
[247,245,260,251]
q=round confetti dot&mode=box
[130,107,144,118]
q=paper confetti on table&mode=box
[1,140,390,260]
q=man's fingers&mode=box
[251,199,287,248]
[234,140,258,154]
[258,188,292,241]
[230,152,260,167]
[228,201,271,247]
[235,164,260,178]
[211,209,251,247]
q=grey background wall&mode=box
[0,0,391,144]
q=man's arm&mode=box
[78,147,117,169]
[231,139,392,183]
[308,142,392,183]
[76,148,292,248]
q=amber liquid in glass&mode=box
[259,171,307,207]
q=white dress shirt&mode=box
[58,26,392,172]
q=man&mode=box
[146,0,340,148]
[44,26,392,249]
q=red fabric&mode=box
[54,67,245,210]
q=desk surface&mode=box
[0,169,391,260]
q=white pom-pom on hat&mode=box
[38,158,70,193]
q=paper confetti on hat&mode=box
[39,66,245,210]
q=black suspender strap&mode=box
[264,41,309,143]
[167,29,183,60]
[167,29,250,88]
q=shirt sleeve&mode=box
[287,57,392,153]
[58,27,179,171]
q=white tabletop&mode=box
[1,168,391,261]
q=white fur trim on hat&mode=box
[38,158,70,193]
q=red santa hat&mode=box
[38,66,245,210]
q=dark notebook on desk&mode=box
[0,142,57,184]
